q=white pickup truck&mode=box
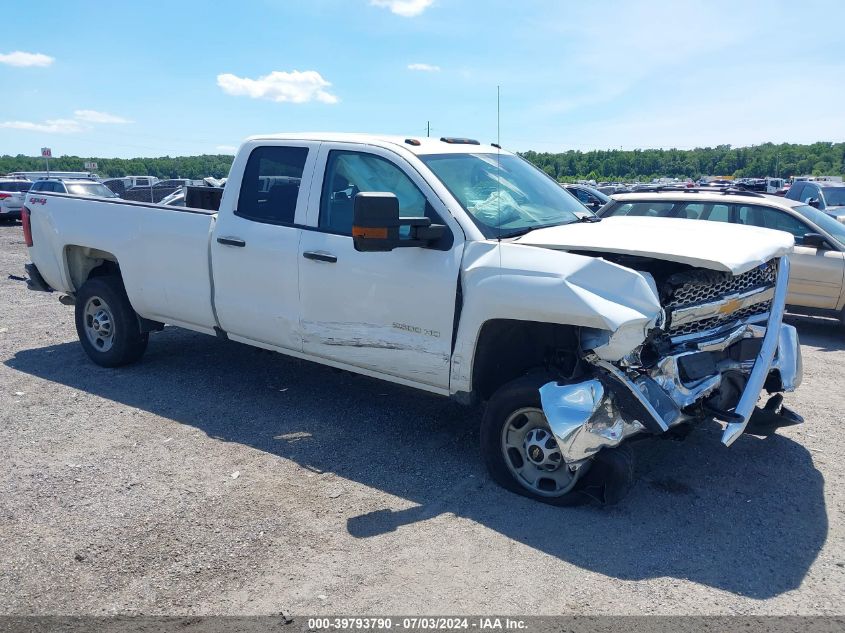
[22,133,803,505]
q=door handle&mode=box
[303,251,337,263]
[217,236,246,247]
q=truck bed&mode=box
[26,193,219,333]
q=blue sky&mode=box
[1,0,843,158]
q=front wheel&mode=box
[480,374,588,506]
[480,374,635,506]
[74,276,148,367]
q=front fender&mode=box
[450,241,662,393]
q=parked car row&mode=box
[0,173,224,220]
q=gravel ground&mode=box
[0,221,842,616]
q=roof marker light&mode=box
[440,137,480,145]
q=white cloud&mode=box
[407,63,440,72]
[217,70,338,104]
[370,0,433,17]
[74,109,132,124]
[0,51,54,67]
[216,144,238,154]
[0,119,83,134]
[0,109,132,135]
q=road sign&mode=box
[84,162,98,170]
[41,147,52,158]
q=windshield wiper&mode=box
[497,226,538,239]
[498,216,600,239]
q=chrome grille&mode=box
[666,262,777,310]
[667,261,777,338]
[669,303,770,337]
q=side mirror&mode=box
[352,192,446,252]
[801,232,827,249]
[352,192,401,252]
[808,197,821,209]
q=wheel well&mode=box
[471,319,581,401]
[64,245,120,291]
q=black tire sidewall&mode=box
[74,276,148,367]
[480,374,588,506]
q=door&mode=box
[735,204,845,309]
[211,142,320,350]
[298,145,463,389]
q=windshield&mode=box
[822,187,845,207]
[419,153,586,238]
[66,183,116,197]
[793,204,845,247]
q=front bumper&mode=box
[541,256,801,464]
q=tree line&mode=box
[522,142,845,182]
[1,141,844,182]
[0,154,235,180]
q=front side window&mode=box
[319,150,429,235]
[237,145,309,225]
[792,204,845,248]
[736,205,811,242]
[420,153,584,238]
[601,201,675,217]
[570,188,593,205]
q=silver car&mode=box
[785,180,845,223]
[0,179,32,222]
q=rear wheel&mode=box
[74,276,148,367]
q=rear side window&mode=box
[798,185,818,204]
[676,202,730,222]
[736,205,810,240]
[0,182,32,193]
[237,145,309,225]
[786,183,803,200]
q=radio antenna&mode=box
[496,85,501,242]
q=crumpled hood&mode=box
[517,216,794,275]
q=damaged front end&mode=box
[540,256,803,465]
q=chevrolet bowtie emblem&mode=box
[718,297,743,315]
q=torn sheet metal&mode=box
[539,379,644,464]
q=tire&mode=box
[481,373,636,506]
[480,373,589,506]
[74,276,148,367]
